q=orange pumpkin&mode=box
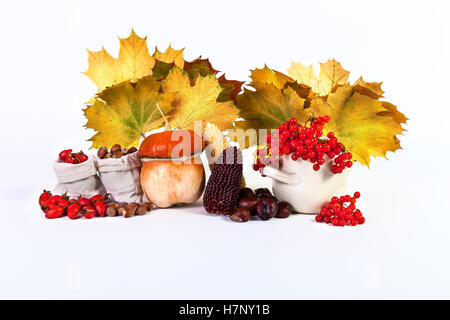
[139,130,205,208]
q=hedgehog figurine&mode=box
[203,147,243,215]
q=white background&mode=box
[0,0,449,299]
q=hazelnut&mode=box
[230,207,251,222]
[255,198,278,221]
[110,144,121,153]
[106,206,117,217]
[276,202,292,218]
[120,203,138,218]
[97,147,108,159]
[141,202,153,212]
[136,206,148,216]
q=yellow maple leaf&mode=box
[236,82,310,131]
[83,29,155,92]
[158,68,239,131]
[353,77,384,99]
[288,59,350,95]
[153,45,185,69]
[84,76,168,149]
[304,84,404,166]
[250,65,295,89]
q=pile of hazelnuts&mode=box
[229,187,293,222]
[106,201,153,218]
[97,144,138,159]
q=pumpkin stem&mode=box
[156,103,171,131]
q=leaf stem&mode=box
[156,103,171,131]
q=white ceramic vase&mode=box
[262,155,351,214]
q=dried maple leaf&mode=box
[159,68,239,131]
[84,76,168,149]
[303,84,405,166]
[153,45,185,68]
[288,59,350,95]
[250,65,295,89]
[83,29,155,92]
[353,77,384,99]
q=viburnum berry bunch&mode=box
[58,149,89,164]
[253,116,353,174]
[315,192,365,226]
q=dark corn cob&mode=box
[203,147,243,215]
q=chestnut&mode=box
[97,147,108,159]
[230,207,251,222]
[255,198,278,221]
[254,188,271,197]
[238,187,256,200]
[238,196,259,216]
[110,144,122,153]
[276,202,292,218]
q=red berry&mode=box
[358,217,365,224]
[39,190,52,208]
[331,217,339,226]
[94,201,107,217]
[59,149,72,161]
[83,206,96,219]
[90,194,107,204]
[76,151,88,163]
[351,219,358,226]
[67,203,82,219]
[354,191,361,199]
[339,219,346,226]
[331,196,339,203]
[313,164,320,171]
[45,206,64,219]
[323,216,331,223]
[315,215,323,222]
[57,199,69,210]
[77,197,91,207]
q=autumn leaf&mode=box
[236,82,310,131]
[83,29,155,92]
[159,68,239,131]
[250,65,295,89]
[153,45,185,68]
[217,74,244,102]
[288,59,350,95]
[303,84,404,166]
[84,76,168,149]
[184,57,219,84]
[353,77,384,99]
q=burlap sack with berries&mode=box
[53,156,106,198]
[95,151,143,203]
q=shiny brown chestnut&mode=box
[276,202,292,218]
[254,188,271,197]
[230,207,251,222]
[238,196,259,216]
[238,187,256,200]
[255,198,278,221]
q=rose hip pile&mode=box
[38,190,152,219]
[58,149,88,164]
[229,187,293,222]
[253,116,353,174]
[315,192,365,227]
